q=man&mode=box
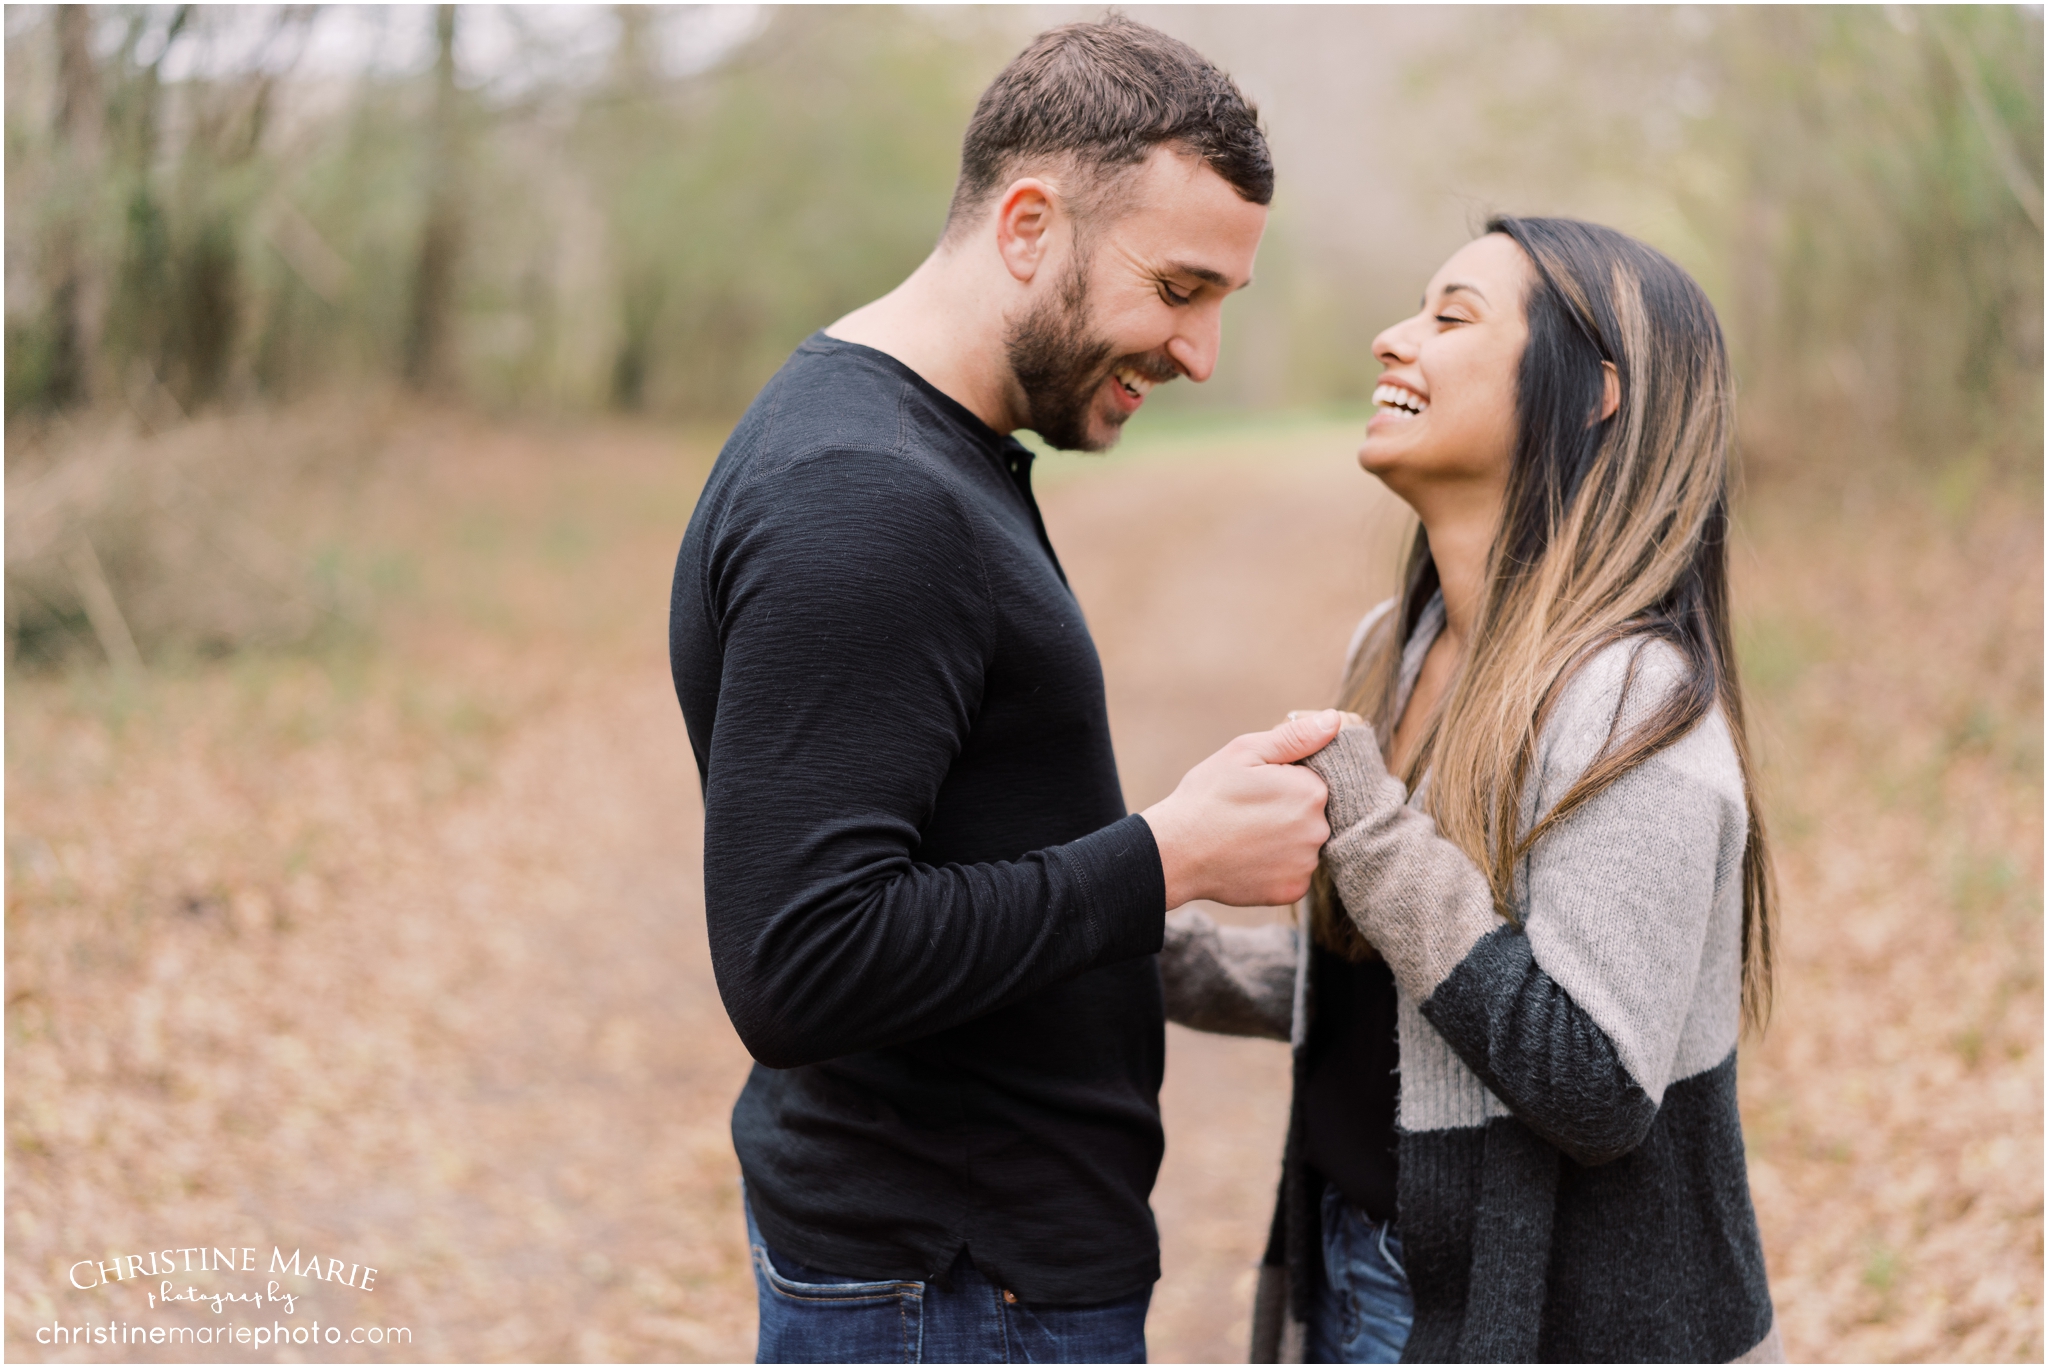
[670,17,1343,1363]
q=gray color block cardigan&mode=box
[1161,600,1780,1363]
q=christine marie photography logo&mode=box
[38,1242,411,1351]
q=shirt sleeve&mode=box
[691,447,1165,1069]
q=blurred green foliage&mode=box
[580,9,1000,414]
[5,5,1011,421]
[1431,4,2043,480]
[3,4,2041,481]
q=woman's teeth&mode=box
[1374,383,1428,415]
[1114,367,1154,399]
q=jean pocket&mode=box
[751,1245,925,1364]
[751,1244,923,1304]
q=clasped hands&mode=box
[1141,707,1393,911]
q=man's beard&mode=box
[1004,258,1177,453]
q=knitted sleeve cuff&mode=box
[1300,723,1407,832]
[1304,725,1501,1002]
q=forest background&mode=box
[5,5,2042,1363]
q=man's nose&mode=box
[1166,310,1223,384]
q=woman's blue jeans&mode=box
[1307,1184,1414,1364]
[746,1197,1151,1363]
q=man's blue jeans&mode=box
[1307,1183,1414,1364]
[746,1198,1152,1363]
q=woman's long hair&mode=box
[1315,215,1775,1029]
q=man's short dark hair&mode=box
[944,15,1273,237]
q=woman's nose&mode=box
[1371,319,1420,367]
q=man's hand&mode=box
[1141,710,1343,910]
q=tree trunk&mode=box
[48,6,106,409]
[404,5,461,392]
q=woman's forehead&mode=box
[1424,234,1530,306]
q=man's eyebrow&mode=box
[1166,261,1247,290]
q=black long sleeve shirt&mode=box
[669,334,1169,1303]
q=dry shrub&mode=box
[4,397,396,668]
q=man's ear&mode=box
[994,179,1059,284]
[1598,360,1621,422]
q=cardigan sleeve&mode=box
[1160,906,1296,1041]
[1303,640,1747,1166]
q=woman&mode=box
[1163,216,1781,1363]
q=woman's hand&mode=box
[1297,719,1407,836]
[1297,721,1498,1011]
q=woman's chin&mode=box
[1355,441,1400,478]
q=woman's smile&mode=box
[1357,233,1531,496]
[1369,380,1429,422]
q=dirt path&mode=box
[1039,430,1410,1362]
[7,413,2038,1361]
